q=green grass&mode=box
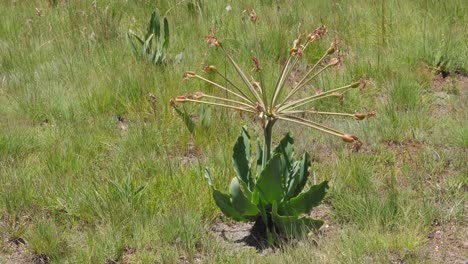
[1,0,467,263]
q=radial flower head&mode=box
[171,23,374,146]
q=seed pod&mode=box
[350,81,361,88]
[203,65,218,74]
[249,8,257,23]
[354,113,366,120]
[193,92,205,99]
[183,71,196,80]
[175,96,188,102]
[328,58,340,66]
[342,134,358,143]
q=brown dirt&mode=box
[424,221,468,264]
[1,241,34,264]
[430,72,468,115]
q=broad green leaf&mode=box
[204,169,247,222]
[273,132,294,169]
[272,202,323,237]
[142,34,154,56]
[127,32,140,56]
[145,11,156,40]
[127,30,144,45]
[163,17,170,50]
[153,10,161,41]
[284,160,301,200]
[280,180,328,216]
[291,152,311,198]
[213,188,247,222]
[232,126,253,189]
[255,153,284,204]
[229,178,257,216]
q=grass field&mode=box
[0,0,467,263]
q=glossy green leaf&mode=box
[280,180,328,216]
[145,11,156,40]
[229,178,257,216]
[205,169,247,222]
[142,34,154,56]
[272,202,323,237]
[273,132,294,169]
[255,153,284,204]
[153,9,161,40]
[283,160,301,200]
[232,126,253,189]
[163,17,170,50]
[292,152,311,198]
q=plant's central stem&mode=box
[260,117,277,245]
[262,118,276,167]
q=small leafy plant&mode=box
[128,9,169,64]
[171,9,374,245]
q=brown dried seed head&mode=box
[203,65,218,74]
[290,47,304,57]
[307,25,327,41]
[342,134,358,143]
[293,34,302,48]
[175,96,188,102]
[169,98,176,106]
[249,8,257,22]
[193,92,205,99]
[252,57,262,72]
[183,71,196,80]
[354,113,367,120]
[328,58,340,66]
[205,28,221,47]
[367,111,377,117]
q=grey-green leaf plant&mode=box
[171,11,374,245]
[128,9,169,64]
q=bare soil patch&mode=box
[424,221,468,264]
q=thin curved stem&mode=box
[194,74,253,104]
[180,98,256,113]
[277,115,345,138]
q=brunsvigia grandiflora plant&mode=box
[171,12,374,245]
